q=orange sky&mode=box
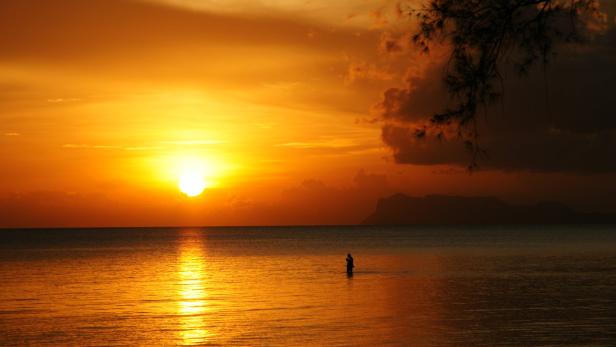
[2,0,616,227]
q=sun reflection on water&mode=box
[177,230,210,345]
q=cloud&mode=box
[146,0,390,29]
[0,170,393,227]
[272,170,392,224]
[0,0,378,66]
[375,26,616,173]
[378,31,413,55]
[278,138,359,149]
[0,0,384,116]
[160,140,226,146]
[47,98,80,103]
[345,61,394,84]
[61,143,162,151]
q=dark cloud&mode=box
[376,27,616,173]
[375,61,449,123]
[378,31,410,55]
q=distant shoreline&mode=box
[362,194,616,226]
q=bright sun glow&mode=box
[178,171,206,197]
[176,157,211,197]
[155,153,230,197]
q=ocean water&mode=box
[1,225,615,346]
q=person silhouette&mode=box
[346,253,354,275]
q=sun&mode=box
[178,170,206,197]
[167,155,225,197]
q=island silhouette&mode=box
[362,194,616,225]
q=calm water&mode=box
[1,226,615,346]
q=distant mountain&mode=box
[362,194,616,225]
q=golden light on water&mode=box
[177,232,210,344]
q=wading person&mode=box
[346,253,354,275]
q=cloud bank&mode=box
[375,19,616,173]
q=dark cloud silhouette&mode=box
[376,27,616,172]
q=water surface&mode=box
[1,226,615,346]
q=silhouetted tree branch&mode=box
[408,0,601,169]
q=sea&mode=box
[1,225,615,346]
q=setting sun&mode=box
[168,156,224,197]
[176,158,210,197]
[178,170,206,197]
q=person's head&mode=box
[347,253,351,257]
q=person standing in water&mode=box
[346,253,354,275]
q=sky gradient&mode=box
[1,0,616,227]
